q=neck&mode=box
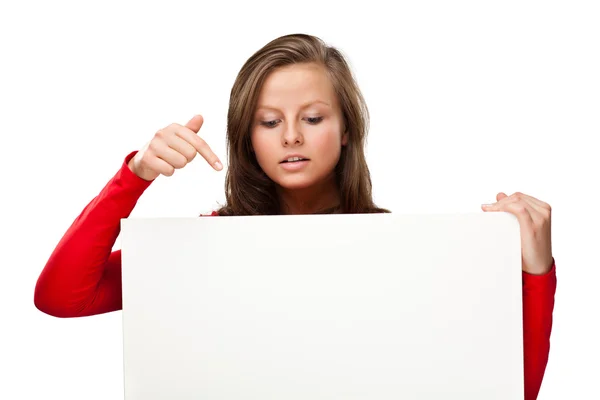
[277,173,340,215]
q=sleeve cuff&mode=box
[119,150,155,190]
[522,257,557,291]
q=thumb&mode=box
[496,192,508,202]
[185,114,204,133]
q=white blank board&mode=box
[120,212,523,399]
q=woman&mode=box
[34,33,556,400]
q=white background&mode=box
[1,0,598,399]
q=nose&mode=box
[281,121,303,146]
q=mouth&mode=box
[280,156,310,164]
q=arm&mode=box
[34,151,153,317]
[522,258,557,400]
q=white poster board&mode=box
[120,212,523,399]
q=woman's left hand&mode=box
[482,192,553,275]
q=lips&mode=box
[281,158,309,163]
[280,154,310,163]
[279,158,309,171]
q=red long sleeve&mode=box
[522,261,557,400]
[34,151,153,317]
[34,152,556,398]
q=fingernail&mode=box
[214,161,223,170]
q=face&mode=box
[250,62,347,190]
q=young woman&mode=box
[34,33,556,400]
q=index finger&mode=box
[175,127,223,171]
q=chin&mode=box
[273,174,319,190]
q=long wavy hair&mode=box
[215,33,389,216]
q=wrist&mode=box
[523,257,554,275]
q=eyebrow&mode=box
[256,100,331,112]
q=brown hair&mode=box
[214,33,389,216]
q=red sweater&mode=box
[34,150,557,400]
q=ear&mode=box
[341,130,349,146]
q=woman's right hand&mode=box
[128,115,223,181]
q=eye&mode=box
[260,119,280,128]
[306,117,324,124]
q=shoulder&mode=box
[200,211,220,217]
